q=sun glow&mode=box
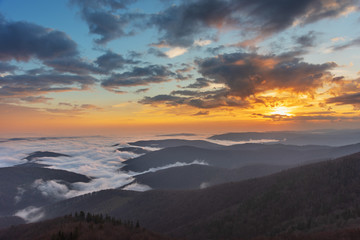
[270,106,293,116]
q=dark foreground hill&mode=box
[0,213,174,240]
[44,152,360,240]
[121,143,360,172]
[0,166,91,216]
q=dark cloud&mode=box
[80,104,103,110]
[70,0,137,10]
[44,57,104,75]
[82,10,143,44]
[192,110,209,116]
[135,88,149,94]
[253,113,360,121]
[140,88,248,109]
[139,50,337,109]
[0,74,96,98]
[147,48,168,58]
[101,65,175,92]
[197,51,336,98]
[71,0,143,44]
[139,94,187,106]
[206,45,225,55]
[95,50,138,71]
[20,96,53,103]
[185,77,211,88]
[326,92,360,105]
[0,17,78,61]
[150,0,359,47]
[127,50,143,59]
[59,102,73,107]
[294,31,318,47]
[0,62,17,73]
[331,36,360,51]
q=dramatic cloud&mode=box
[150,0,359,47]
[185,77,211,88]
[101,65,175,92]
[71,0,143,44]
[197,51,337,98]
[0,74,96,98]
[139,50,337,109]
[0,17,78,61]
[95,50,138,71]
[326,92,360,108]
[140,89,250,109]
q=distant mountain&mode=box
[0,214,174,240]
[134,164,287,190]
[128,139,223,149]
[43,152,360,239]
[23,151,70,162]
[0,166,91,216]
[121,143,360,172]
[156,133,197,137]
[208,130,360,146]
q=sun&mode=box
[270,106,293,116]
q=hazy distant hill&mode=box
[23,151,70,162]
[0,166,91,216]
[209,130,360,146]
[43,152,360,239]
[128,139,223,149]
[121,143,360,172]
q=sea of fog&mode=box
[0,135,279,201]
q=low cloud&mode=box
[123,182,151,192]
[32,179,69,200]
[14,206,44,223]
[131,160,209,175]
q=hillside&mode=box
[121,143,360,172]
[0,166,91,216]
[134,164,287,190]
[43,152,360,239]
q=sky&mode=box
[0,0,360,136]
